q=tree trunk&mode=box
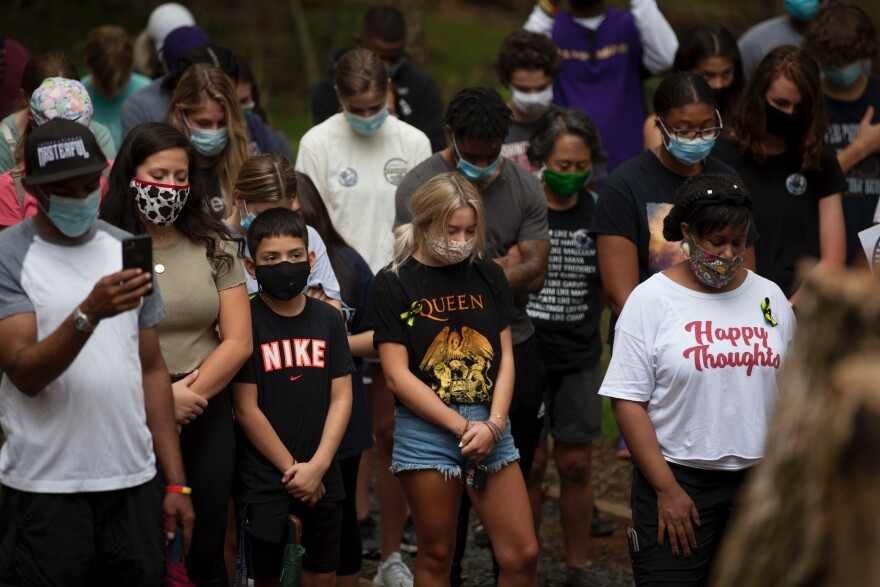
[391,0,430,70]
[711,265,880,587]
[287,0,321,88]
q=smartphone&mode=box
[471,465,488,492]
[122,235,153,295]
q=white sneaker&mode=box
[372,552,414,587]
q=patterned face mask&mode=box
[686,235,746,289]
[428,235,476,264]
[130,178,190,226]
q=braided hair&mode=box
[663,173,753,242]
[445,87,512,141]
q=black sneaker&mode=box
[359,515,380,559]
[590,507,617,537]
[400,515,418,554]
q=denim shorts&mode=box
[391,403,520,480]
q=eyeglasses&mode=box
[658,110,724,141]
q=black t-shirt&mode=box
[311,49,446,152]
[589,150,746,283]
[337,247,374,460]
[713,138,847,297]
[372,258,515,405]
[234,296,356,503]
[825,77,880,265]
[527,192,602,372]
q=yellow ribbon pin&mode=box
[400,301,423,327]
[761,297,778,328]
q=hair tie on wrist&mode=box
[166,485,192,495]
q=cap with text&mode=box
[24,119,107,186]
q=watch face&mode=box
[74,309,93,333]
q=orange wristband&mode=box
[166,485,192,495]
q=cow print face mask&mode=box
[130,178,190,227]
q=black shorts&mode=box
[240,497,342,578]
[0,478,164,586]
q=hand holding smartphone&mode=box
[122,235,153,296]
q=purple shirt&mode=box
[552,9,647,173]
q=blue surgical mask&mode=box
[664,134,716,166]
[452,136,502,182]
[784,0,819,21]
[37,188,101,237]
[822,63,864,87]
[240,201,256,230]
[186,117,229,156]
[344,108,389,136]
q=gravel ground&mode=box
[361,436,635,586]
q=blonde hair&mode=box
[391,172,485,273]
[234,152,297,204]
[334,48,388,100]
[83,25,134,99]
[166,63,248,211]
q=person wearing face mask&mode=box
[737,0,828,80]
[713,46,846,304]
[803,3,880,266]
[495,30,563,176]
[395,87,549,586]
[0,118,194,586]
[374,172,539,587]
[600,173,796,587]
[311,5,446,152]
[644,24,744,150]
[523,107,612,586]
[100,121,252,586]
[166,63,249,219]
[232,207,354,587]
[523,0,679,174]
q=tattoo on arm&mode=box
[501,240,550,296]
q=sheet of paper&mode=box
[858,223,880,275]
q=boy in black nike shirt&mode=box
[232,208,354,587]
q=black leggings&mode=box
[179,387,235,586]
[337,453,363,576]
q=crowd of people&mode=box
[0,0,878,586]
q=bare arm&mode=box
[186,284,253,401]
[790,194,846,305]
[378,341,467,435]
[232,381,295,474]
[494,239,550,296]
[140,326,194,552]
[612,398,700,557]
[597,235,640,316]
[836,106,880,173]
[348,330,377,358]
[0,269,151,396]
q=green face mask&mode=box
[542,168,592,198]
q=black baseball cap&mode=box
[24,119,107,185]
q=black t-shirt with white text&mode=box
[234,296,356,504]
[372,258,514,405]
[713,138,847,297]
[527,192,602,372]
[824,77,880,264]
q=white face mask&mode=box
[427,235,476,264]
[511,86,554,116]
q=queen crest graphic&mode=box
[419,326,494,404]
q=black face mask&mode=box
[570,0,603,7]
[712,87,730,112]
[764,102,804,143]
[255,261,311,301]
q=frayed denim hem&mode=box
[484,450,520,475]
[390,463,463,481]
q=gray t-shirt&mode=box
[737,15,802,80]
[395,154,549,345]
[0,219,165,492]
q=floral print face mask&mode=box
[686,236,746,289]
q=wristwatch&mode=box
[73,306,96,334]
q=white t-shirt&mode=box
[295,112,431,274]
[0,220,165,493]
[599,270,796,470]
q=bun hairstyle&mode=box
[663,173,753,242]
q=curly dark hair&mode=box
[445,87,512,142]
[526,106,606,168]
[495,30,563,87]
[733,46,827,172]
[803,2,878,69]
[663,173,753,242]
[99,122,242,268]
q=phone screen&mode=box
[122,235,153,295]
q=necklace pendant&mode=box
[154,263,166,274]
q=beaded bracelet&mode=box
[480,421,500,443]
[166,485,193,495]
[457,420,473,443]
